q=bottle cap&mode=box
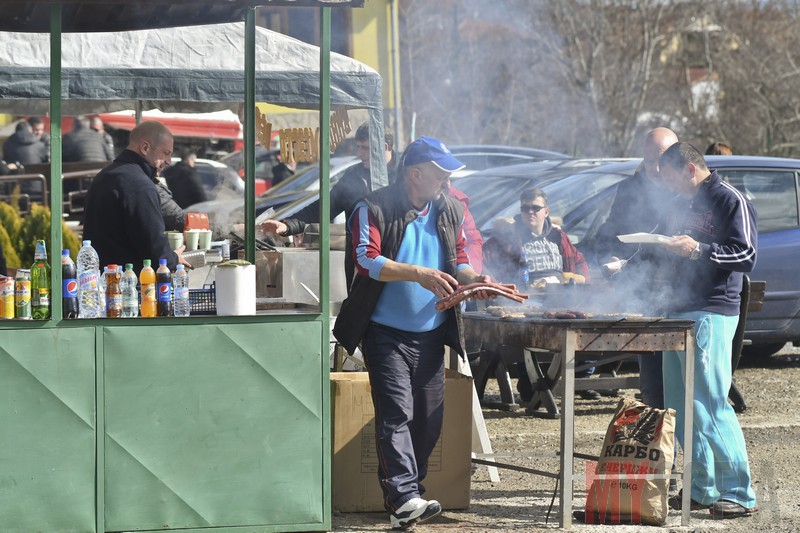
[108,264,118,271]
[159,258,167,266]
[125,263,133,270]
[62,249,70,256]
[83,240,91,246]
[176,264,184,270]
[143,259,151,267]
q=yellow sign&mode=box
[255,108,273,149]
[278,107,351,164]
[329,106,351,154]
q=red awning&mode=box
[97,113,242,140]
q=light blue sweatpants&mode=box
[662,311,757,509]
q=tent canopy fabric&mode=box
[0,22,383,116]
[0,1,365,33]
[0,17,388,188]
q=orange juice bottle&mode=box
[140,259,157,317]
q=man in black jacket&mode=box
[83,121,191,272]
[2,121,48,165]
[594,126,679,408]
[63,116,114,163]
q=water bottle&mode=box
[121,263,139,318]
[156,259,173,317]
[61,249,79,319]
[77,240,101,318]
[98,266,108,318]
[173,264,190,317]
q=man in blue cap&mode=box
[334,136,492,530]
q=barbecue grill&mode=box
[462,310,697,528]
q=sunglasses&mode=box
[521,204,546,213]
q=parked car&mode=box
[163,157,245,202]
[451,158,632,230]
[449,144,570,171]
[188,156,360,231]
[492,155,800,359]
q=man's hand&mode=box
[663,235,699,257]
[258,219,287,235]
[466,273,498,300]
[175,245,193,269]
[416,267,459,299]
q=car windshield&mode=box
[261,156,358,198]
[456,159,629,229]
[481,161,637,233]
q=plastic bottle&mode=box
[156,259,173,317]
[173,264,190,317]
[121,263,139,318]
[30,240,51,320]
[77,240,101,319]
[140,259,157,318]
[98,266,108,318]
[105,265,122,318]
[61,249,78,319]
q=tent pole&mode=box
[49,3,63,322]
[244,8,256,263]
[319,7,332,530]
[135,101,143,124]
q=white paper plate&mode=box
[617,232,671,244]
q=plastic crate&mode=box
[189,282,216,315]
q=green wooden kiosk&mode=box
[0,2,386,532]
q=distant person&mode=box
[705,142,733,156]
[63,116,114,163]
[163,150,208,209]
[83,120,190,271]
[90,116,115,158]
[2,121,48,165]
[270,153,297,187]
[27,116,50,161]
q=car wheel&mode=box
[741,342,786,359]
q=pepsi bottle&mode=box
[156,259,173,317]
[61,249,79,319]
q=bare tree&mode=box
[398,0,800,158]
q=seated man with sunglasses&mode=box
[483,188,605,402]
[484,187,588,289]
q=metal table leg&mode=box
[559,330,577,528]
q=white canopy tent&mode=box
[0,21,387,185]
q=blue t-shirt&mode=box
[371,203,447,332]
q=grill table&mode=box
[463,313,696,528]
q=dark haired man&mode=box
[658,142,758,519]
[257,122,399,288]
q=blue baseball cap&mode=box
[402,136,465,172]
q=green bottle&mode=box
[31,240,51,320]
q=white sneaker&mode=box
[390,497,442,530]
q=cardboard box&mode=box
[331,369,472,512]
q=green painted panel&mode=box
[0,327,97,533]
[103,322,325,531]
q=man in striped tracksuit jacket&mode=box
[657,142,759,519]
